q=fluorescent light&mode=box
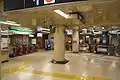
[1,30,8,32]
[13,32,30,35]
[42,28,50,31]
[29,35,34,37]
[54,9,70,19]
[6,20,16,24]
[37,27,50,32]
[42,31,50,33]
[102,27,105,29]
[0,21,20,26]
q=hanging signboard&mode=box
[4,0,87,11]
[4,0,24,11]
[44,0,55,4]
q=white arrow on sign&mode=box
[33,0,39,5]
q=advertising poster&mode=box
[32,39,36,44]
[1,38,9,50]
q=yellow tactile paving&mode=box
[73,76,93,80]
[2,65,112,80]
[116,58,120,61]
[22,69,111,80]
[93,77,112,80]
[2,59,112,80]
[104,57,120,62]
[2,60,32,74]
[3,65,26,74]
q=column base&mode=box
[2,60,9,63]
[50,59,69,64]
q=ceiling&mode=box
[1,0,120,29]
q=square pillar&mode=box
[51,26,68,64]
[72,27,79,53]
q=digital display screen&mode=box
[4,0,87,11]
[25,0,38,8]
[66,29,73,35]
[37,33,43,37]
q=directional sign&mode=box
[4,0,24,11]
[44,0,55,4]
[4,0,87,11]
[25,0,38,8]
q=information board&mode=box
[4,0,24,11]
[4,0,87,11]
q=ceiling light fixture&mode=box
[54,9,70,19]
[0,21,21,26]
[6,20,17,24]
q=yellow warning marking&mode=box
[2,65,25,74]
[2,60,32,74]
[2,66,111,80]
[2,60,111,80]
[21,69,111,80]
[105,57,120,62]
[116,58,120,61]
[93,77,111,80]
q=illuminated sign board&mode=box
[4,0,87,11]
[4,0,24,11]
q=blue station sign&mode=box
[4,0,87,11]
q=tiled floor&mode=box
[1,50,120,80]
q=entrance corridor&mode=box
[1,51,120,80]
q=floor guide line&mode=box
[2,65,112,80]
[2,60,32,74]
[22,69,111,80]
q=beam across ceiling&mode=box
[3,0,120,28]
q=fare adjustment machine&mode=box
[0,23,9,62]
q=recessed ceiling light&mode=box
[0,21,20,26]
[6,20,16,24]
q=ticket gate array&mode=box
[79,30,120,56]
[9,43,38,57]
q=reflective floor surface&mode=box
[1,50,120,80]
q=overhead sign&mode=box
[4,0,24,11]
[4,0,87,11]
[25,0,38,8]
[44,0,55,4]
